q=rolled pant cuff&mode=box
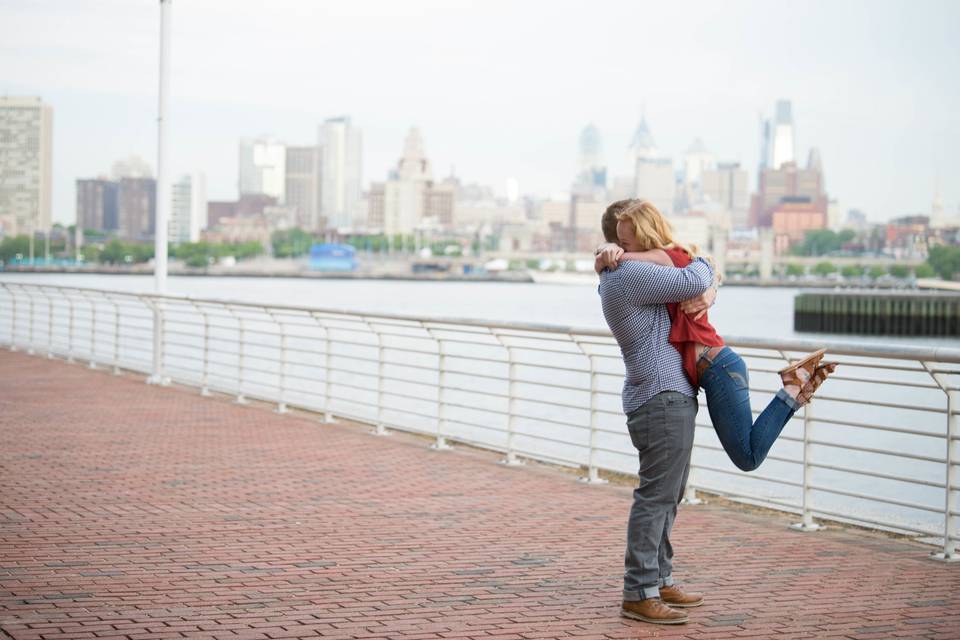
[623,585,661,601]
[659,574,674,587]
[776,387,800,412]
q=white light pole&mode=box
[149,0,172,386]
[155,0,171,294]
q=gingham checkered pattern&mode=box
[598,258,714,413]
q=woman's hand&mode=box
[594,243,624,273]
[680,286,716,320]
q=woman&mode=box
[596,200,836,472]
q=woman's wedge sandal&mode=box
[778,348,827,390]
[796,362,838,407]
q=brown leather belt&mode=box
[696,346,725,381]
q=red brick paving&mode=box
[0,350,958,640]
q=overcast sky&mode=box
[2,0,958,225]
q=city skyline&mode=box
[1,0,958,225]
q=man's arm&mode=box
[614,258,713,305]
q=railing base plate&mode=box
[929,551,960,563]
[790,522,825,532]
[371,425,390,436]
[498,458,525,466]
[579,476,608,485]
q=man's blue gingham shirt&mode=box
[598,258,714,414]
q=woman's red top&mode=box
[663,247,724,388]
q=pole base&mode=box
[235,395,248,404]
[274,403,288,414]
[371,424,390,436]
[789,521,825,532]
[930,551,960,563]
[200,387,211,396]
[430,437,452,450]
[323,412,336,424]
[579,468,608,484]
[498,456,525,466]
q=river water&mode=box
[2,272,958,542]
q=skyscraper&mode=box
[117,177,156,242]
[702,162,749,227]
[635,157,675,216]
[239,137,286,201]
[318,117,362,231]
[285,146,320,230]
[575,124,606,191]
[170,174,206,244]
[770,100,796,170]
[0,97,53,236]
[76,179,119,233]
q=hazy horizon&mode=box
[2,0,958,226]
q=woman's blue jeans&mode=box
[700,346,800,472]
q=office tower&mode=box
[318,117,362,231]
[702,162,749,227]
[76,179,119,233]
[627,115,658,168]
[170,173,206,244]
[683,138,716,189]
[575,124,606,191]
[751,145,827,228]
[770,100,795,170]
[117,177,156,241]
[285,146,320,229]
[635,157,675,216]
[239,136,286,201]
[0,97,53,237]
[930,184,945,229]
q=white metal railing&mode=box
[1,281,958,561]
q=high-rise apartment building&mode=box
[239,137,286,201]
[635,157,675,216]
[575,123,606,192]
[702,162,749,227]
[76,179,119,233]
[285,146,320,229]
[318,117,362,231]
[0,97,53,236]
[170,174,206,244]
[770,100,796,170]
[117,177,156,242]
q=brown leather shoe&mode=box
[620,598,689,624]
[659,584,704,608]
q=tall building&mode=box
[765,100,797,169]
[370,128,453,234]
[117,177,156,242]
[170,173,206,244]
[76,179,119,233]
[575,124,606,192]
[318,117,362,231]
[683,138,716,189]
[702,162,749,227]
[239,136,286,201]
[930,184,946,229]
[635,157,675,216]
[112,155,152,180]
[285,146,320,229]
[751,147,827,228]
[0,96,53,236]
[627,115,658,169]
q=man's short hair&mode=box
[601,199,637,243]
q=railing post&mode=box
[108,295,122,375]
[790,400,823,531]
[498,338,522,465]
[273,311,287,414]
[235,308,247,403]
[42,289,54,359]
[925,362,959,562]
[7,284,17,351]
[26,288,35,355]
[371,320,389,436]
[198,303,211,395]
[145,297,168,385]
[582,352,607,484]
[431,328,451,450]
[85,292,97,369]
[314,313,334,423]
[66,292,75,363]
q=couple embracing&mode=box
[594,199,836,625]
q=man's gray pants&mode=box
[622,390,698,602]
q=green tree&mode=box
[927,245,960,280]
[792,230,854,257]
[812,261,837,276]
[889,264,910,279]
[914,263,935,279]
[0,235,30,262]
[841,265,865,278]
[867,265,887,279]
[271,228,314,258]
[785,263,805,277]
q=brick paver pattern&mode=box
[1,351,959,640]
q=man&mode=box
[595,199,716,625]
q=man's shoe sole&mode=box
[620,609,688,624]
[662,599,704,608]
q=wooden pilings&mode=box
[794,291,960,336]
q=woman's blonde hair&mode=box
[616,200,722,280]
[615,201,698,258]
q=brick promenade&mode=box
[1,351,958,640]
